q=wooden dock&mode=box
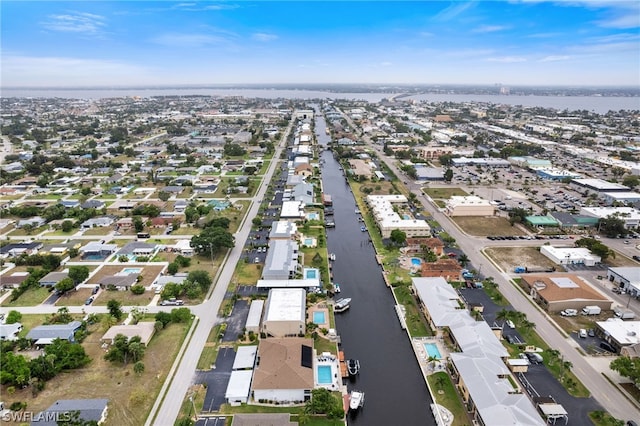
[339,351,348,378]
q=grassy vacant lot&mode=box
[453,216,527,237]
[423,187,468,199]
[605,253,638,268]
[2,317,191,426]
[233,258,263,286]
[427,372,468,426]
[56,287,96,306]
[354,180,398,196]
[484,246,557,273]
[82,227,113,236]
[1,286,52,307]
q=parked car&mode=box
[600,342,616,353]
[588,329,595,337]
[92,285,100,295]
[84,297,94,305]
[525,352,543,364]
[579,329,587,338]
[506,320,515,329]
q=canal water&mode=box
[315,111,435,425]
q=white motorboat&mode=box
[334,297,351,313]
[349,390,364,410]
[347,359,360,376]
[329,253,336,261]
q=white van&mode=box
[579,329,587,338]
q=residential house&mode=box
[262,288,306,337]
[0,323,23,341]
[99,274,140,291]
[26,321,83,345]
[17,216,46,229]
[251,337,314,404]
[39,271,70,288]
[291,182,314,206]
[0,272,30,288]
[31,399,109,425]
[80,200,106,210]
[294,163,313,178]
[82,216,115,229]
[420,259,463,281]
[404,237,444,256]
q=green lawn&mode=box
[1,286,52,307]
[427,372,469,426]
[197,346,218,370]
[393,285,431,337]
[589,411,626,426]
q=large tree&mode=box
[55,277,76,294]
[610,356,640,388]
[190,226,235,255]
[68,266,90,285]
[390,229,407,246]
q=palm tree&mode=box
[561,360,573,381]
[458,254,470,267]
[547,349,560,366]
[435,374,447,391]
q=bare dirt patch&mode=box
[454,216,528,236]
[57,287,94,306]
[484,246,557,273]
[423,187,469,199]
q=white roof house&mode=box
[366,194,431,238]
[540,246,601,266]
[262,288,306,337]
[269,221,298,240]
[280,200,305,219]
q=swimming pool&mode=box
[304,238,315,246]
[317,365,332,384]
[313,311,326,324]
[403,214,411,220]
[411,258,422,266]
[307,212,320,220]
[83,254,106,261]
[423,342,442,359]
[121,267,142,274]
[305,269,318,279]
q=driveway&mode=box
[221,299,250,342]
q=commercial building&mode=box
[602,192,640,205]
[580,206,640,229]
[595,319,640,355]
[262,288,306,337]
[520,274,613,313]
[540,246,601,267]
[571,178,630,195]
[548,212,599,230]
[607,267,640,297]
[366,194,431,238]
[445,196,495,217]
[535,168,581,181]
[417,146,453,161]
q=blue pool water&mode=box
[423,342,442,359]
[403,214,411,220]
[122,268,142,274]
[411,258,422,266]
[307,212,320,220]
[304,238,314,245]
[83,254,106,261]
[317,365,332,384]
[313,311,326,324]
[305,269,317,279]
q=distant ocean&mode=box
[1,87,639,114]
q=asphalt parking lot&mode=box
[195,417,227,426]
[196,346,236,412]
[221,299,250,342]
[521,363,603,426]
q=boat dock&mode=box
[339,351,348,378]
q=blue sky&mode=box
[2,1,639,87]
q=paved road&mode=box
[336,107,640,420]
[144,120,293,425]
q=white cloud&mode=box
[539,55,571,62]
[472,25,509,33]
[150,33,232,48]
[41,12,106,34]
[432,2,475,21]
[252,33,278,42]
[1,55,154,86]
[486,56,527,63]
[597,14,640,29]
